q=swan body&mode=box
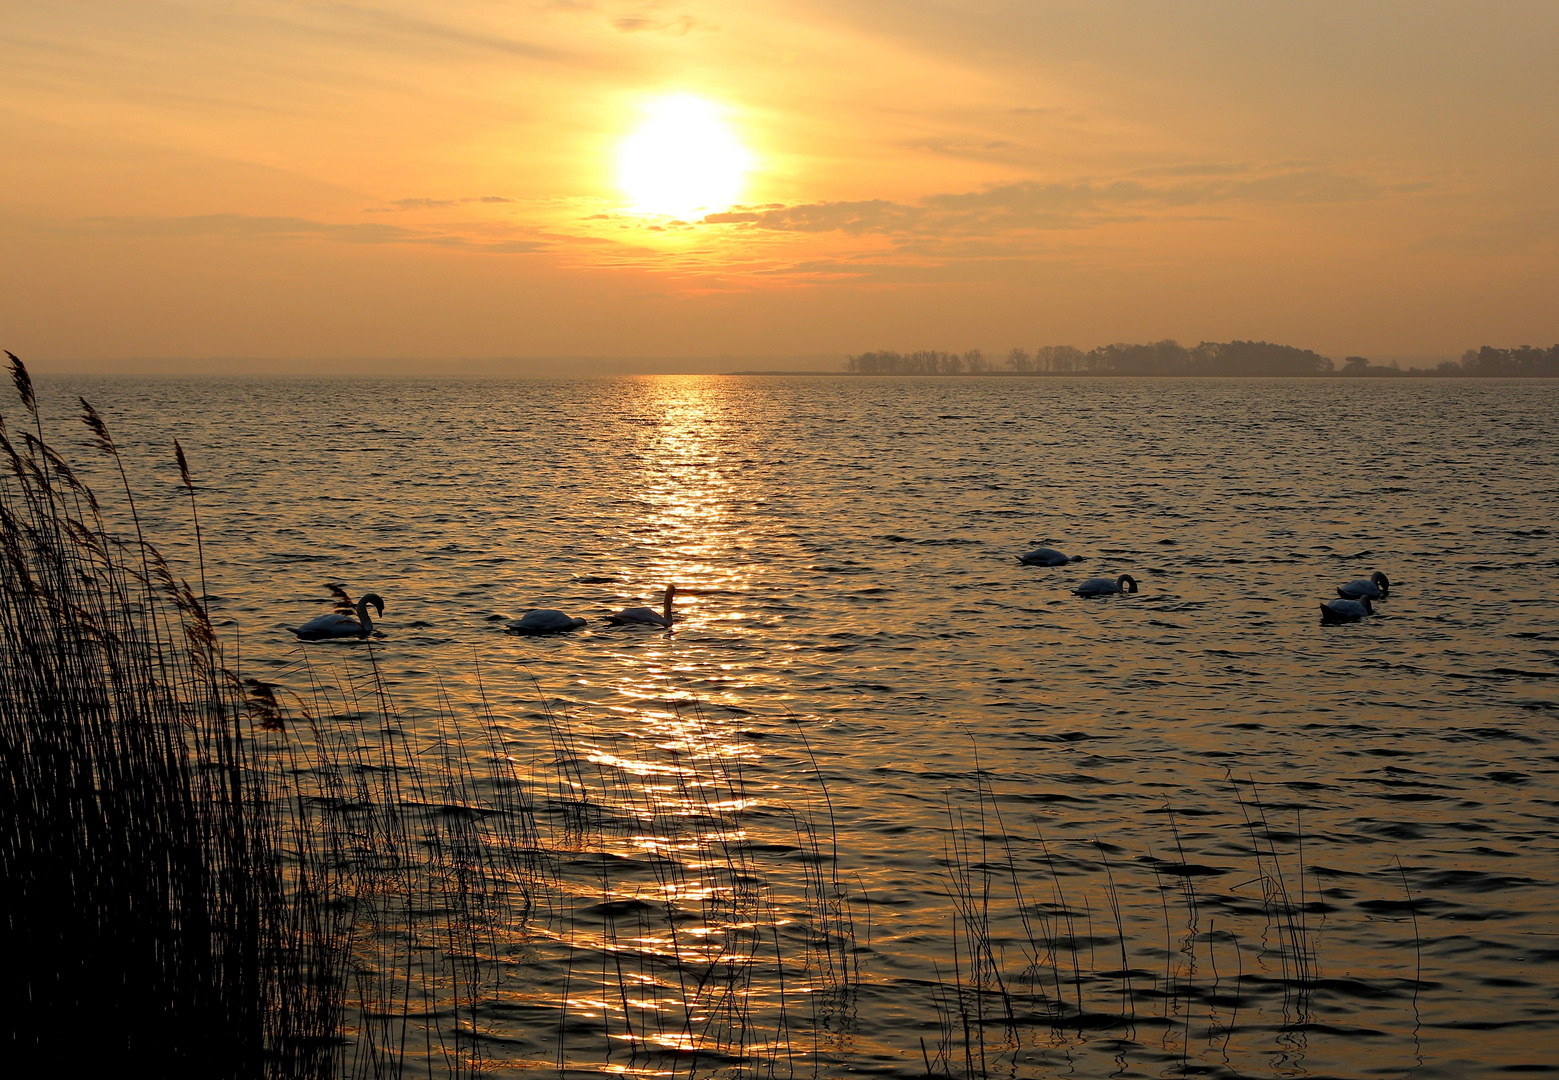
[606,584,676,628]
[1018,546,1082,566]
[291,593,384,640]
[510,609,586,635]
[1076,574,1138,597]
[1337,571,1390,600]
[1320,596,1373,623]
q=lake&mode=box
[39,374,1559,1077]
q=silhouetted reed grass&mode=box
[0,359,557,1077]
[923,762,1335,1078]
[0,354,343,1076]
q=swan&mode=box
[291,593,384,640]
[1018,546,1083,566]
[509,609,586,635]
[1320,596,1373,623]
[605,584,675,628]
[1075,574,1137,596]
[1337,571,1390,600]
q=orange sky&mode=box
[3,1,1556,369]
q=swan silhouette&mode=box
[1018,546,1083,566]
[1337,571,1390,600]
[509,609,586,635]
[1320,596,1373,623]
[605,584,676,628]
[291,592,384,640]
[1076,574,1137,596]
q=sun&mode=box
[617,95,751,219]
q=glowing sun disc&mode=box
[618,95,750,218]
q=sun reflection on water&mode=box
[600,377,769,713]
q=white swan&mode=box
[605,584,675,628]
[1018,546,1082,566]
[1320,596,1373,623]
[1075,574,1137,596]
[291,593,384,640]
[1337,571,1390,600]
[510,609,586,635]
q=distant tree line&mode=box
[844,341,1559,377]
[845,350,994,375]
[1453,345,1559,377]
[848,340,1332,376]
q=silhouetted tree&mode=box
[1006,348,1032,373]
[1036,345,1084,373]
[1189,341,1334,376]
[1087,340,1191,375]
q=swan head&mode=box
[359,593,385,617]
[1371,571,1390,592]
[1116,574,1138,594]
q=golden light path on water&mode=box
[555,380,804,1061]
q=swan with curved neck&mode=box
[606,584,676,628]
[1337,571,1390,600]
[1075,574,1137,597]
[1320,596,1373,622]
[1018,546,1083,567]
[291,593,384,640]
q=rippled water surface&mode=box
[43,376,1559,1077]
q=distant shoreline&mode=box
[844,342,1558,378]
[728,370,1559,379]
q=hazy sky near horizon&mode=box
[3,1,1556,366]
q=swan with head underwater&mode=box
[290,588,385,640]
[509,608,587,635]
[1075,574,1137,597]
[605,584,676,628]
[1337,571,1390,600]
[1320,596,1374,623]
[1018,546,1084,567]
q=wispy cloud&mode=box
[320,6,583,66]
[704,168,1391,239]
[613,15,699,35]
[371,196,517,212]
[82,213,549,253]
[898,136,1019,163]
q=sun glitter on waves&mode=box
[617,94,752,219]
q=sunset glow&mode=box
[617,95,751,219]
[0,3,1554,366]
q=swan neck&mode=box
[356,597,374,636]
